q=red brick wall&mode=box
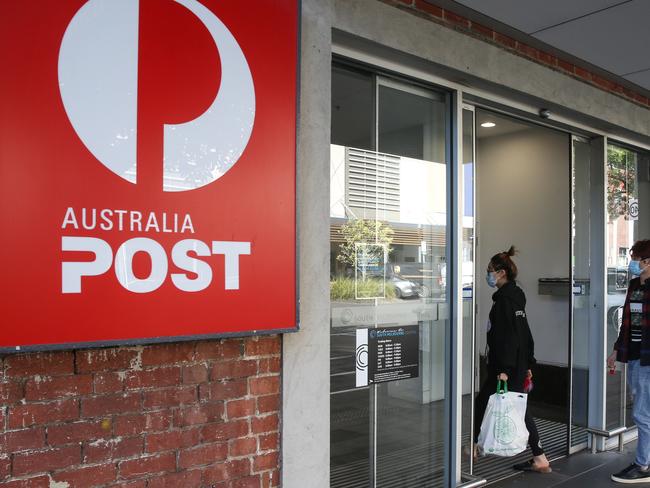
[383,0,650,108]
[0,337,281,488]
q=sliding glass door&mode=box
[330,63,451,488]
[570,136,592,452]
[605,144,650,430]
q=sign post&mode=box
[0,0,299,351]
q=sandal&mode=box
[513,459,552,473]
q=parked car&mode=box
[607,266,629,337]
[439,262,475,298]
[607,266,629,294]
[389,262,439,298]
[389,274,422,299]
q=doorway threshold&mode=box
[488,441,636,488]
[469,417,567,484]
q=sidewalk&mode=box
[490,442,640,488]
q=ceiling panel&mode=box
[624,70,650,91]
[452,0,624,34]
[532,0,650,76]
[476,110,533,139]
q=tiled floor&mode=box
[490,442,641,488]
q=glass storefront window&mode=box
[330,64,450,488]
[605,144,650,429]
[328,62,649,483]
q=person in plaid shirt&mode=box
[608,239,650,484]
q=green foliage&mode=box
[336,219,394,269]
[330,277,396,301]
[607,145,637,222]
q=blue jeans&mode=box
[628,360,650,467]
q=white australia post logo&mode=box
[58,0,256,192]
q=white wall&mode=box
[400,157,447,225]
[329,145,447,225]
[476,122,571,366]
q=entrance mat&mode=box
[331,418,568,488]
[472,418,568,485]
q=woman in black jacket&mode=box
[473,246,551,473]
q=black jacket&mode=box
[487,281,536,388]
[614,277,650,365]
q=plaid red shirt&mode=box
[615,277,650,365]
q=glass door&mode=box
[569,136,591,452]
[330,64,451,488]
[605,144,650,430]
[460,106,476,476]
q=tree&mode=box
[336,219,394,273]
[607,146,637,222]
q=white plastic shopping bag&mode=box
[477,381,529,457]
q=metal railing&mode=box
[587,426,634,454]
[458,472,487,488]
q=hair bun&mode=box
[490,247,518,281]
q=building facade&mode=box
[1,1,649,488]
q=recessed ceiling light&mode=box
[481,122,496,128]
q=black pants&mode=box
[473,373,544,457]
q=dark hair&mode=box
[489,245,518,282]
[631,239,650,260]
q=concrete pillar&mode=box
[281,1,332,487]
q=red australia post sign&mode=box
[0,0,298,350]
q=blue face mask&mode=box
[486,271,498,288]
[629,259,646,277]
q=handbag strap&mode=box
[496,379,508,394]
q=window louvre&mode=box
[346,148,400,213]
